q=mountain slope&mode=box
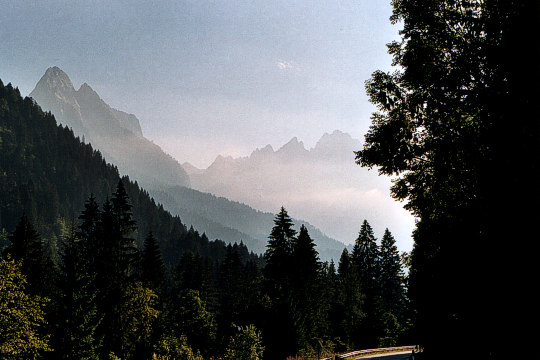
[28,67,349,261]
[29,67,190,189]
[0,78,257,266]
[149,185,350,258]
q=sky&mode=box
[0,1,414,249]
[1,0,400,167]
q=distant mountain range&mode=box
[185,131,414,248]
[29,67,350,260]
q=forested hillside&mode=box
[0,78,410,359]
[150,184,351,259]
[0,79,254,266]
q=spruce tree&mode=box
[218,244,245,340]
[140,231,165,291]
[352,220,380,294]
[290,225,322,349]
[263,207,297,359]
[379,229,405,321]
[336,248,363,347]
[78,194,101,269]
[291,225,320,287]
[53,229,101,359]
[264,207,296,284]
[351,220,381,348]
[3,213,47,295]
[111,180,138,278]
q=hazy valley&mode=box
[28,67,360,260]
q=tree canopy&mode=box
[356,0,539,358]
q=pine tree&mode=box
[352,220,380,294]
[264,207,296,284]
[140,231,165,291]
[291,225,320,287]
[78,194,101,269]
[351,220,382,348]
[290,225,323,349]
[111,180,138,278]
[3,213,47,295]
[87,185,139,359]
[379,229,405,321]
[336,248,363,347]
[52,229,101,359]
[218,244,245,340]
[263,207,298,359]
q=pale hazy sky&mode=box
[1,0,399,167]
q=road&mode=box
[357,351,413,359]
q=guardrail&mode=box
[322,345,416,360]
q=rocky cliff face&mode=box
[30,67,190,188]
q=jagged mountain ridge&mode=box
[185,130,413,247]
[29,67,349,260]
[29,66,190,189]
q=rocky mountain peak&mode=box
[277,136,307,155]
[31,66,76,102]
[29,67,190,188]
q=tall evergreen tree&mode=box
[291,225,320,287]
[378,229,407,346]
[218,244,245,341]
[336,248,363,348]
[352,220,380,298]
[78,194,101,268]
[290,225,323,349]
[89,184,138,359]
[52,229,101,360]
[263,207,296,284]
[110,180,138,278]
[140,231,165,292]
[262,207,297,359]
[351,220,381,348]
[379,229,405,319]
[3,214,47,295]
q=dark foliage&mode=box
[356,1,539,358]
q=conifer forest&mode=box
[0,0,538,359]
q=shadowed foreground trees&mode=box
[1,201,409,359]
[356,0,539,358]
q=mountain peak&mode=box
[31,66,76,97]
[77,82,99,98]
[315,130,358,148]
[278,136,307,153]
[250,144,274,159]
[43,66,71,81]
